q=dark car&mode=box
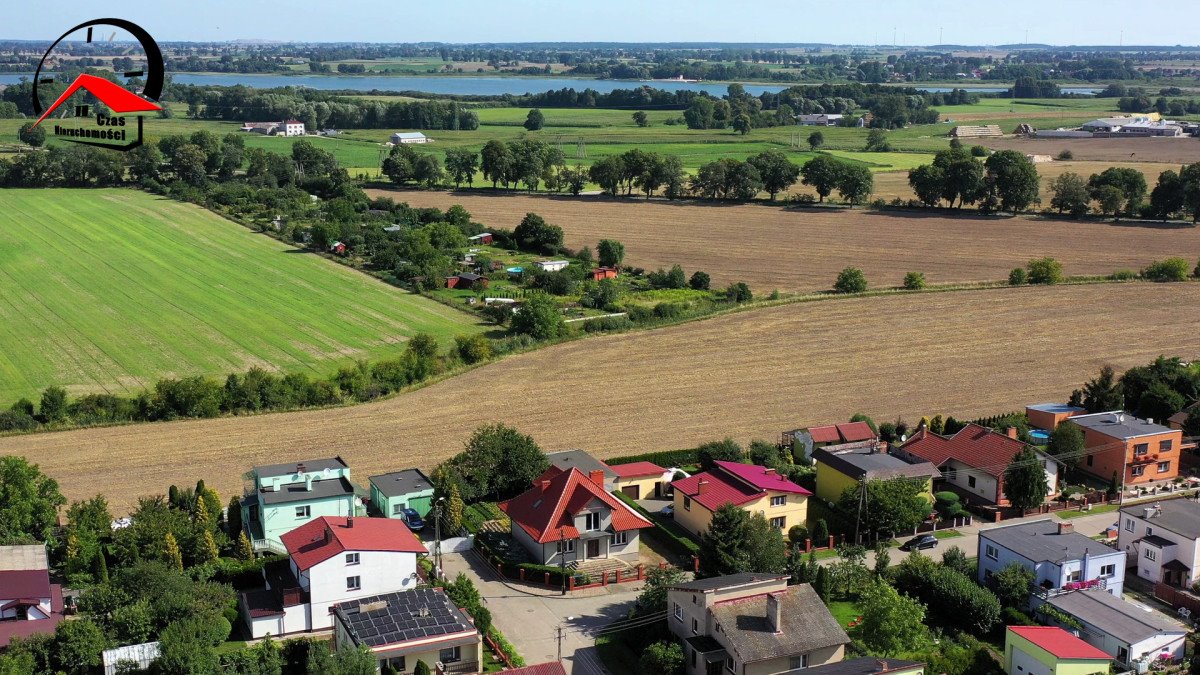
[400,508,425,532]
[899,534,938,552]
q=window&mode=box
[1131,465,1145,477]
[439,646,461,664]
[1146,527,1153,536]
[790,655,809,669]
[392,503,405,515]
[557,539,575,554]
[346,576,361,591]
[345,553,360,565]
[1159,439,1173,452]
[1144,548,1157,562]
[295,505,310,518]
[683,496,691,511]
[985,544,999,560]
[727,657,735,672]
[1086,455,1094,467]
[673,602,683,621]
[967,476,977,488]
[770,516,786,529]
[383,656,406,672]
[1124,519,1135,532]
[692,618,699,634]
[584,512,601,531]
[611,532,628,546]
[771,495,787,507]
[1157,461,1171,474]
[1100,564,1116,578]
[1066,570,1081,582]
[1134,443,1149,456]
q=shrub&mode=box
[811,519,829,545]
[1194,258,1200,278]
[970,145,989,157]
[891,554,1001,635]
[1109,269,1137,281]
[1002,607,1037,626]
[834,267,868,294]
[1008,267,1027,285]
[1026,257,1063,285]
[788,525,810,544]
[454,334,493,364]
[653,302,686,319]
[607,448,700,468]
[1142,257,1190,282]
[1056,149,1074,160]
[725,282,753,303]
[903,271,927,290]
[689,271,711,291]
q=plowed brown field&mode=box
[981,136,1200,164]
[4,283,1198,512]
[376,190,1200,292]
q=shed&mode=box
[103,642,161,675]
[390,131,429,144]
[468,233,494,245]
[369,469,436,518]
[590,266,618,281]
[445,273,487,289]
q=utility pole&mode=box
[853,478,867,545]
[559,530,568,596]
[434,496,445,580]
[556,616,574,662]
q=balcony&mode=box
[1031,577,1107,600]
[436,661,480,674]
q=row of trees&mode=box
[907,147,1040,214]
[1050,163,1200,221]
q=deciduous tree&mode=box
[1003,446,1049,512]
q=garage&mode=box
[622,485,641,499]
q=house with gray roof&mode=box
[369,469,436,519]
[332,588,483,674]
[667,573,850,675]
[812,444,940,503]
[1118,498,1200,589]
[1037,588,1188,667]
[545,449,617,490]
[240,456,360,551]
[978,519,1126,595]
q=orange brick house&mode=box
[1068,412,1182,486]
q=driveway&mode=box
[818,510,1118,568]
[441,550,645,674]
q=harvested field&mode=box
[4,283,1199,513]
[378,190,1200,292]
[981,136,1200,164]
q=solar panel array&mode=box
[338,588,471,648]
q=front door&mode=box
[587,539,601,559]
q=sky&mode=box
[4,0,1196,46]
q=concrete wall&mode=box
[814,461,858,503]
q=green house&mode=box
[369,469,435,519]
[241,456,360,552]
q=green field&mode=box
[0,189,483,401]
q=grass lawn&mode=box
[826,598,861,630]
[0,188,483,402]
[1055,503,1120,519]
[933,529,964,539]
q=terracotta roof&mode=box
[673,463,809,513]
[281,516,425,571]
[713,461,811,495]
[504,663,568,675]
[608,461,666,478]
[1008,626,1111,660]
[498,468,652,544]
[899,424,1025,477]
[808,425,842,444]
[836,422,876,442]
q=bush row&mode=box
[604,447,699,468]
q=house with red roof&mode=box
[239,516,426,639]
[784,421,878,462]
[1004,626,1110,675]
[0,545,63,648]
[499,467,652,566]
[896,424,1059,507]
[609,461,669,500]
[671,461,812,538]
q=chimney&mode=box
[1143,507,1154,519]
[347,516,354,528]
[1058,522,1073,535]
[764,468,777,476]
[305,475,314,492]
[540,480,552,492]
[766,592,783,633]
[1006,427,1019,440]
[589,470,606,487]
[698,480,709,495]
[297,463,306,473]
[324,525,333,544]
[876,661,891,673]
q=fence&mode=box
[1154,583,1200,619]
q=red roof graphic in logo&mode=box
[31,73,161,128]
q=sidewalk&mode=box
[817,510,1117,568]
[441,549,639,674]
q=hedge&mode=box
[605,447,699,468]
[516,562,591,586]
[613,490,700,557]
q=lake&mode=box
[0,71,1100,97]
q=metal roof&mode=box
[369,469,434,499]
[981,519,1119,563]
[1069,412,1174,440]
[813,446,940,482]
[1120,499,1200,540]
[253,456,348,478]
[546,450,617,481]
[259,477,355,505]
[1048,589,1186,643]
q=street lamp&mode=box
[434,497,446,580]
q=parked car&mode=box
[660,504,674,518]
[400,508,425,532]
[899,534,938,552]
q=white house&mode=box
[391,131,429,144]
[978,519,1126,596]
[1036,588,1189,667]
[535,260,570,273]
[1117,499,1200,590]
[240,516,424,638]
[280,120,306,137]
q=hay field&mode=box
[377,190,1200,292]
[0,189,483,401]
[4,283,1199,512]
[981,136,1200,164]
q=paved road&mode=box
[818,510,1118,568]
[442,550,644,674]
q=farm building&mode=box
[1118,120,1183,137]
[1080,116,1156,133]
[279,120,306,137]
[390,132,429,144]
[328,241,347,255]
[535,260,570,272]
[468,232,494,245]
[795,113,844,126]
[951,125,1003,138]
[590,266,618,280]
[445,272,487,289]
[240,122,278,134]
[783,421,877,461]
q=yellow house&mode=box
[1005,626,1111,675]
[672,461,810,538]
[812,444,939,504]
[608,461,668,500]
